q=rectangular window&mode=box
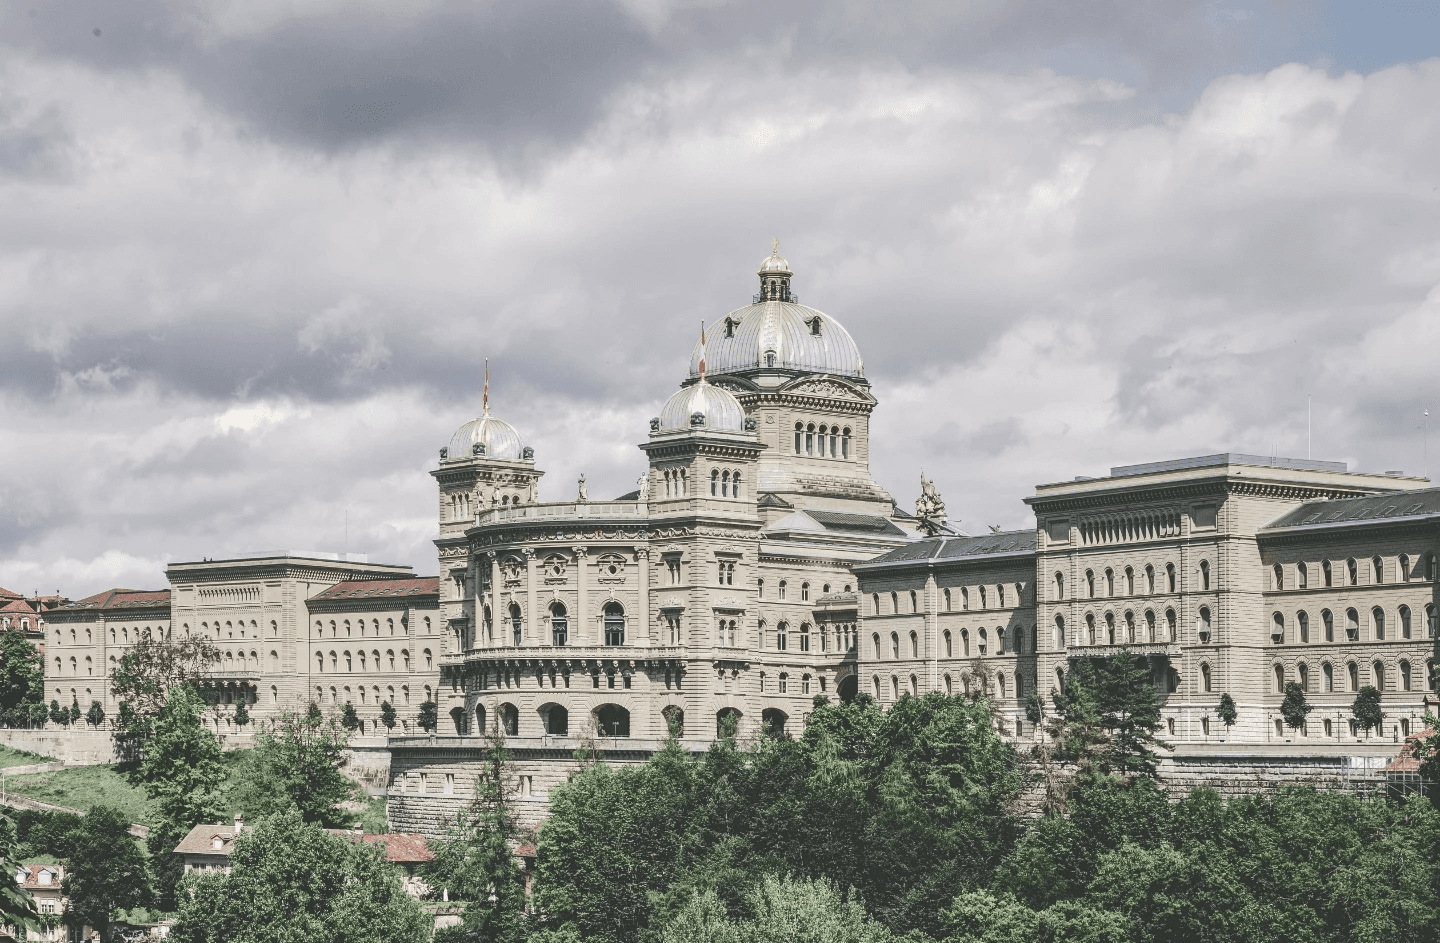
[444,773,454,795]
[419,773,428,794]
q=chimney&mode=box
[234,813,243,837]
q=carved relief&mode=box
[596,553,627,584]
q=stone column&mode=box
[489,553,501,648]
[573,547,589,643]
[636,548,651,647]
[524,549,538,646]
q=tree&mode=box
[1216,693,1237,729]
[418,701,438,733]
[1280,682,1312,731]
[660,876,892,943]
[1092,654,1169,778]
[109,632,222,729]
[380,701,397,731]
[48,699,66,728]
[86,700,105,728]
[170,809,429,943]
[427,735,531,943]
[0,813,41,939]
[1352,685,1384,737]
[233,697,250,730]
[62,805,152,942]
[341,702,361,732]
[231,706,354,826]
[0,627,45,726]
[68,697,81,727]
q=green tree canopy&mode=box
[230,706,355,826]
[0,627,45,724]
[137,684,227,828]
[418,701,438,733]
[170,809,429,943]
[61,805,152,942]
[380,701,397,730]
[341,702,361,732]
[1216,693,1237,728]
[85,700,105,727]
[1280,682,1312,730]
[1352,685,1384,735]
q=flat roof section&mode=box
[1110,453,1348,477]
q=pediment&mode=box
[779,375,874,403]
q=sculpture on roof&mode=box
[916,472,946,521]
[577,474,589,503]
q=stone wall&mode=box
[0,728,117,764]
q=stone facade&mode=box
[43,554,444,733]
[857,454,1440,748]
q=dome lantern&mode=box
[757,237,793,303]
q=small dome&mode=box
[658,379,747,433]
[758,251,791,275]
[445,410,525,461]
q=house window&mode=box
[1298,561,1308,588]
[1055,572,1065,600]
[1200,662,1212,693]
[1200,560,1211,591]
[890,632,900,659]
[1346,558,1358,586]
[1322,559,1333,586]
[551,603,568,646]
[778,580,787,600]
[777,622,788,650]
[1400,605,1412,639]
[802,582,810,601]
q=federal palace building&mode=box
[40,245,1440,825]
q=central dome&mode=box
[687,300,865,379]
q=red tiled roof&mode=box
[173,823,249,856]
[16,863,63,890]
[360,833,434,863]
[62,589,171,612]
[0,599,36,615]
[1385,731,1433,774]
[0,587,23,600]
[309,578,439,602]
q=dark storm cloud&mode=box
[2,1,1304,159]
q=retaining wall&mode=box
[0,728,117,764]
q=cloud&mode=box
[2,7,1440,597]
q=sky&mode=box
[2,0,1440,597]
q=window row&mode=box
[1054,607,1188,647]
[314,616,418,639]
[870,583,1028,615]
[1054,561,1203,601]
[1269,604,1437,643]
[481,601,627,647]
[709,469,745,498]
[1259,658,1437,694]
[445,703,786,740]
[870,670,1024,703]
[793,422,852,458]
[757,671,820,695]
[313,648,429,673]
[869,626,1037,660]
[1270,553,1438,590]
[759,620,858,653]
[759,579,849,600]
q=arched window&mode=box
[794,422,803,453]
[551,602,568,646]
[1373,661,1386,691]
[603,603,625,646]
[1345,608,1359,641]
[1054,615,1065,649]
[1298,561,1308,588]
[711,469,719,496]
[510,604,524,646]
[871,632,881,658]
[799,623,810,652]
[1105,568,1115,597]
[1430,554,1439,581]
[1347,661,1359,692]
[1273,564,1284,591]
[909,630,919,658]
[961,629,970,656]
[1054,572,1065,600]
[871,676,881,699]
[1104,613,1115,645]
[1400,660,1412,691]
[961,587,970,610]
[1124,567,1134,595]
[803,582,811,602]
[779,580,787,600]
[943,629,952,657]
[998,585,1007,608]
[1372,607,1386,641]
[1323,662,1333,692]
[890,632,900,659]
[1085,570,1095,598]
[1430,604,1438,638]
[1085,614,1096,645]
[1145,609,1156,642]
[978,628,989,655]
[1166,563,1176,592]
[1400,605,1412,639]
[1271,612,1284,644]
[1124,611,1135,643]
[1273,663,1284,693]
[997,626,1007,653]
[775,622,788,651]
[841,428,851,458]
[1145,565,1155,594]
[828,426,838,457]
[891,676,900,700]
[1197,607,1211,642]
[943,588,952,610]
[1398,553,1411,581]
[1322,559,1333,587]
[1322,609,1334,642]
[1200,662,1212,693]
[597,705,630,737]
[805,423,815,454]
[1199,560,1211,591]
[543,704,569,736]
[944,674,953,695]
[1298,611,1309,643]
[1372,556,1383,584]
[1346,558,1358,586]
[997,673,1007,698]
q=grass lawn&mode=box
[0,744,57,768]
[2,764,154,823]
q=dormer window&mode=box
[212,836,224,850]
[765,350,776,367]
[723,316,738,338]
[807,316,822,336]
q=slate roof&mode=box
[858,529,1037,568]
[309,578,440,601]
[803,510,908,537]
[1263,487,1440,532]
[58,589,171,612]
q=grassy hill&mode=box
[2,763,154,823]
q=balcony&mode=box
[476,501,648,526]
[1066,642,1178,660]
